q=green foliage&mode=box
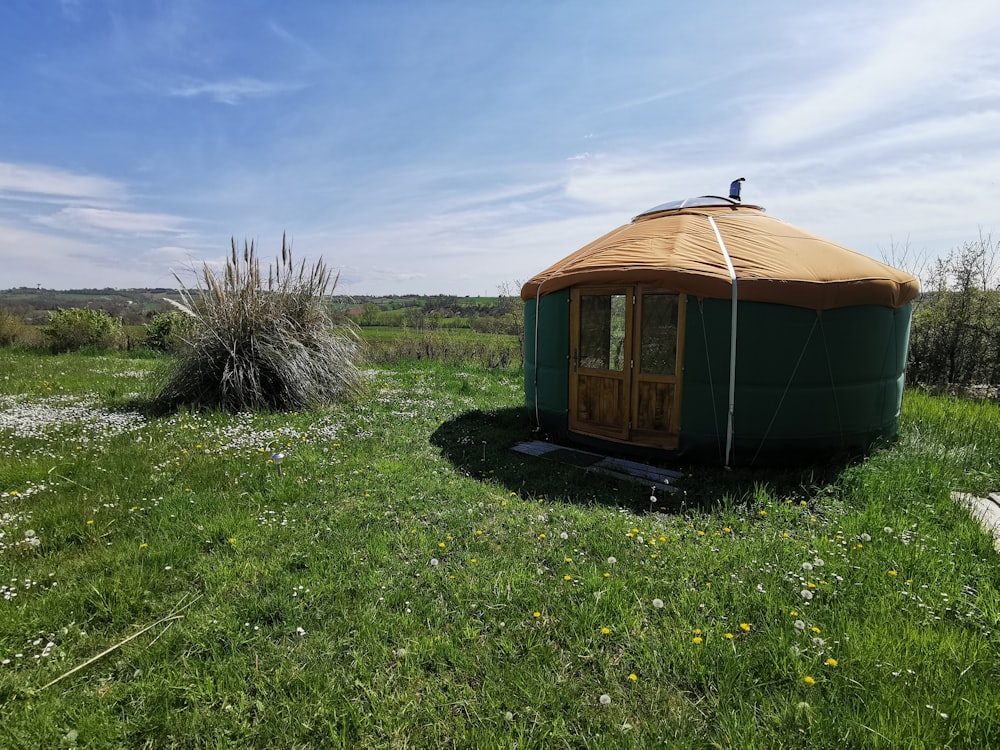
[155,235,364,412]
[907,234,1000,385]
[144,311,195,353]
[362,328,520,368]
[0,309,26,347]
[42,307,122,352]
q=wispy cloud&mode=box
[170,77,303,104]
[35,207,190,235]
[749,1,1000,150]
[0,162,122,201]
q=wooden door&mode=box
[569,288,632,441]
[569,286,685,449]
[630,290,685,449]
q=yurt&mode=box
[521,190,920,466]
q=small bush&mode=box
[43,308,122,352]
[156,235,364,412]
[145,311,195,353]
[0,309,25,347]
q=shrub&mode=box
[906,234,1000,386]
[145,311,195,353]
[43,308,122,352]
[0,309,25,347]
[155,235,364,412]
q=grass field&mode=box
[1,349,998,748]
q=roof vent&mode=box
[729,177,745,202]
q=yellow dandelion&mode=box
[692,636,703,644]
[533,611,541,618]
[693,628,702,635]
[811,626,821,634]
[538,533,546,539]
[825,658,838,667]
[650,553,658,559]
[475,529,483,536]
[563,575,572,581]
[628,673,638,681]
[803,676,816,686]
[601,627,611,635]
[139,543,148,549]
[470,558,477,564]
[603,572,610,578]
[888,569,898,577]
[86,519,94,525]
[723,632,734,640]
[781,531,790,538]
[565,557,572,563]
[438,542,446,548]
[760,510,767,516]
[790,610,799,616]
[228,537,236,545]
[739,623,751,632]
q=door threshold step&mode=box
[512,440,682,493]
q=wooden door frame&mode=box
[568,285,686,448]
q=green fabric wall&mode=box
[681,299,912,462]
[523,291,913,464]
[523,290,570,433]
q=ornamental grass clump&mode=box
[156,235,363,412]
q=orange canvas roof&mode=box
[521,203,919,310]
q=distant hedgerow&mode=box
[155,235,364,412]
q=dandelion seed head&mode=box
[652,598,664,609]
[794,620,806,631]
[800,589,814,600]
[599,694,612,705]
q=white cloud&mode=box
[170,77,303,105]
[0,162,122,201]
[35,207,190,235]
[749,0,1000,150]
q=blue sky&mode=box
[1,0,999,294]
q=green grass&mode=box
[1,350,998,748]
